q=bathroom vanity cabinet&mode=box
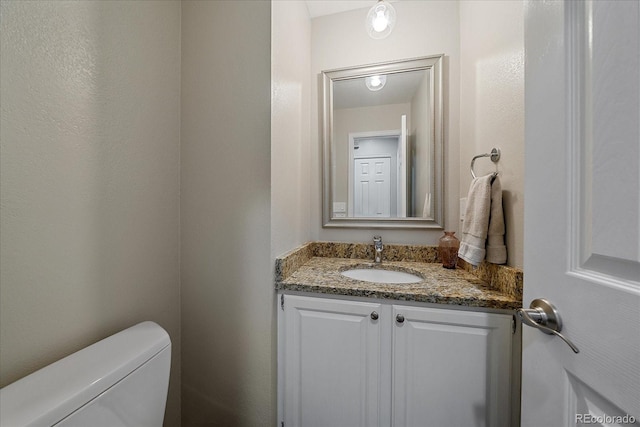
[278,294,515,427]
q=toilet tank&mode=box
[0,321,171,427]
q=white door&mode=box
[281,295,382,427]
[523,1,640,426]
[354,156,391,217]
[391,305,512,427]
[398,114,408,217]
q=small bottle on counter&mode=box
[438,231,460,269]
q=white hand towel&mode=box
[486,176,507,264]
[458,175,493,266]
[458,174,507,266]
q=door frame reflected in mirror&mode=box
[322,55,445,229]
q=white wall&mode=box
[272,0,312,260]
[459,0,524,267]
[0,1,182,425]
[180,1,274,425]
[311,1,461,244]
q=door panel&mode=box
[572,0,640,282]
[354,157,391,217]
[282,295,382,427]
[392,305,512,427]
[523,1,640,425]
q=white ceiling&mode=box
[333,69,427,110]
[305,1,398,19]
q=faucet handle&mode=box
[373,236,383,263]
[373,236,383,262]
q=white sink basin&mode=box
[341,268,422,284]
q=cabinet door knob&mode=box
[396,314,405,323]
[370,311,379,320]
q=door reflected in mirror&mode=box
[322,55,444,229]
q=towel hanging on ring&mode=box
[458,174,507,266]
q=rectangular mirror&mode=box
[322,55,444,229]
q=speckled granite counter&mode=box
[275,242,523,310]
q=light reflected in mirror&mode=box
[322,55,444,229]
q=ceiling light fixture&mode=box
[366,0,396,39]
[365,75,387,91]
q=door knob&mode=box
[517,298,579,354]
[396,314,405,323]
[370,311,379,320]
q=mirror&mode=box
[322,55,444,229]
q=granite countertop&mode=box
[275,243,523,311]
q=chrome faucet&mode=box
[373,236,384,263]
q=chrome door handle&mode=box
[370,311,379,320]
[517,298,579,354]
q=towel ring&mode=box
[470,147,501,178]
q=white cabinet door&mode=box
[282,295,383,427]
[391,305,512,427]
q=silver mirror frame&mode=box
[321,55,445,229]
